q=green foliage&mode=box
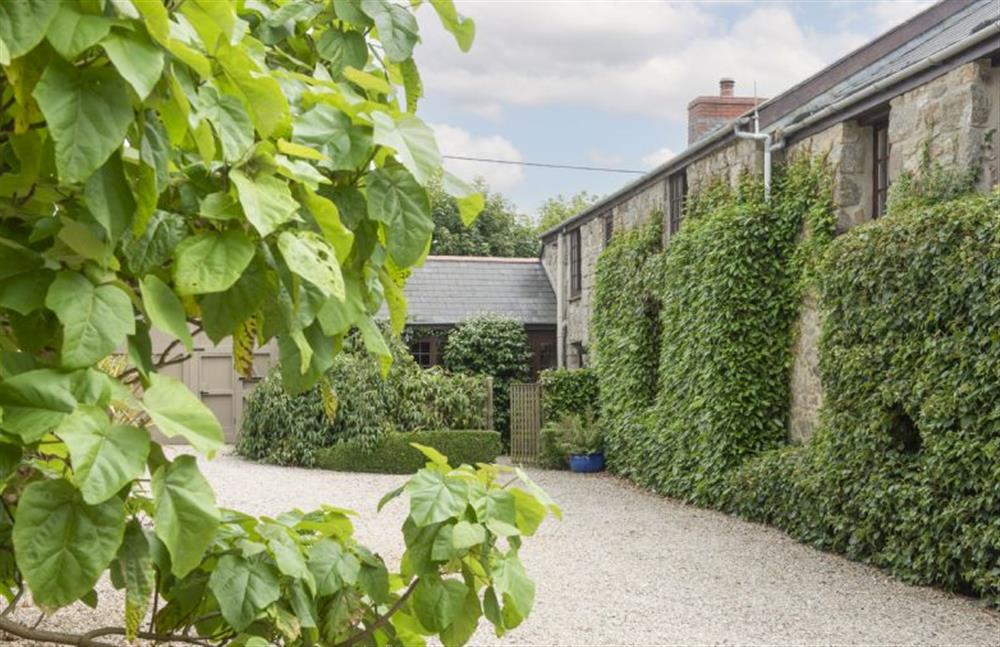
[444,314,531,438]
[0,1,558,644]
[536,190,601,233]
[429,177,539,257]
[542,413,602,459]
[593,158,836,502]
[239,336,490,467]
[537,425,568,471]
[315,430,503,474]
[539,368,598,422]
[725,187,1000,605]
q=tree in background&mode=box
[536,190,602,232]
[443,314,532,440]
[429,177,539,256]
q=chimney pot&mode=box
[720,78,735,97]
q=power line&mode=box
[441,154,647,175]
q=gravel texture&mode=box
[7,448,1000,646]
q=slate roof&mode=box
[396,256,556,327]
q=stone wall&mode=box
[888,59,999,191]
[788,292,823,444]
[686,138,761,194]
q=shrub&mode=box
[444,313,532,438]
[315,430,503,474]
[538,425,568,470]
[725,187,1000,604]
[238,335,491,466]
[540,368,599,421]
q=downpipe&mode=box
[733,123,773,201]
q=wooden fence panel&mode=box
[510,382,542,464]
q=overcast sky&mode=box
[412,0,935,218]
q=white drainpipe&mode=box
[734,118,773,200]
[555,231,565,367]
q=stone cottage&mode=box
[539,0,1000,441]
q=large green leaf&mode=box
[13,479,126,610]
[140,275,194,352]
[209,554,281,631]
[32,59,132,184]
[491,552,534,621]
[405,469,469,527]
[277,231,345,300]
[292,104,371,171]
[152,455,219,578]
[0,369,79,442]
[307,539,361,597]
[57,405,150,505]
[230,170,300,237]
[277,322,335,394]
[366,166,433,267]
[316,27,367,76]
[84,152,135,243]
[173,229,255,296]
[143,373,224,454]
[45,2,112,59]
[0,0,60,59]
[412,576,468,633]
[372,112,441,186]
[195,85,254,162]
[102,27,164,100]
[123,210,187,275]
[45,272,136,369]
[199,257,271,343]
[360,0,418,63]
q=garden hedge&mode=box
[238,334,490,466]
[315,430,503,474]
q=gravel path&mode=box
[8,449,1000,646]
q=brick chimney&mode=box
[687,78,763,144]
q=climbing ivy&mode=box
[539,368,598,422]
[726,182,1000,605]
[593,157,835,502]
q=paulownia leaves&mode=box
[277,231,346,301]
[143,373,224,454]
[32,59,133,185]
[152,455,220,578]
[140,275,194,352]
[45,272,136,369]
[209,555,281,631]
[366,166,433,267]
[173,229,255,295]
[0,0,61,60]
[13,479,126,610]
[230,170,300,237]
[102,26,165,100]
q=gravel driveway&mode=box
[8,449,1000,646]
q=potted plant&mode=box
[554,412,604,473]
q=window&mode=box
[604,213,614,246]
[873,120,889,218]
[568,228,581,298]
[669,171,687,235]
[408,337,437,368]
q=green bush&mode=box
[540,368,599,421]
[238,335,490,466]
[444,313,531,438]
[315,430,503,474]
[725,187,1000,604]
[538,425,568,470]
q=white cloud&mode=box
[640,147,675,169]
[415,1,924,123]
[431,123,525,191]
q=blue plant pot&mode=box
[569,452,604,473]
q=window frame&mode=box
[668,170,687,235]
[603,212,614,246]
[872,119,890,219]
[568,227,582,299]
[408,337,438,368]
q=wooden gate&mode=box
[509,383,542,463]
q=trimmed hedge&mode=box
[725,187,1000,604]
[315,430,502,474]
[539,368,599,422]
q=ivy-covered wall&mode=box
[726,187,1000,604]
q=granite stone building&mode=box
[539,0,1000,441]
